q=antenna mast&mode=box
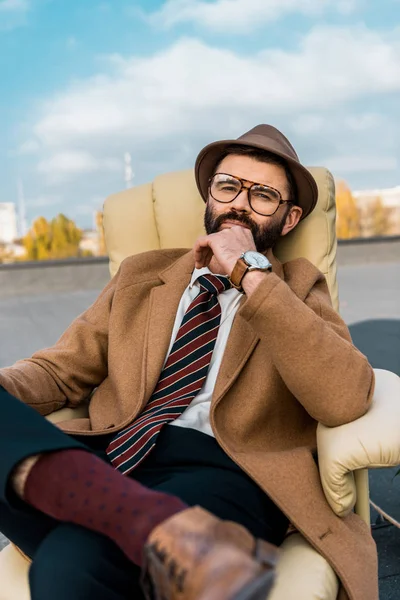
[17,178,28,238]
[124,152,134,189]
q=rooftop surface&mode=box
[0,260,399,598]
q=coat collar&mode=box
[158,250,196,283]
[266,248,284,280]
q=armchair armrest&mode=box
[46,403,90,424]
[317,369,400,518]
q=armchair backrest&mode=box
[103,167,338,310]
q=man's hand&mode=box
[193,225,256,275]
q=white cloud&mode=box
[291,112,384,136]
[291,115,326,136]
[290,110,398,181]
[18,139,40,154]
[0,0,29,29]
[344,113,383,131]
[37,151,121,183]
[70,196,104,217]
[144,0,355,33]
[25,194,63,208]
[32,26,400,151]
[14,23,398,203]
[336,0,360,15]
[38,151,99,175]
[323,155,397,174]
[0,0,28,12]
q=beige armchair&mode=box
[1,167,399,600]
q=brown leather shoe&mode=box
[140,506,279,600]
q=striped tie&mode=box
[106,273,231,475]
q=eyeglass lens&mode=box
[210,174,281,215]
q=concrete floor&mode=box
[0,261,399,598]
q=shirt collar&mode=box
[191,267,244,295]
[190,267,211,289]
[190,267,232,289]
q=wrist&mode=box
[241,270,269,297]
[229,251,272,292]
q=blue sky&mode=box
[1,0,400,228]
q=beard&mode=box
[204,203,289,253]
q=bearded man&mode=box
[0,125,377,600]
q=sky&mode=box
[1,0,400,229]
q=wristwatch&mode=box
[229,251,272,291]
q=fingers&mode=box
[194,247,213,269]
[192,227,256,272]
[193,236,214,269]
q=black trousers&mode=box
[0,387,289,600]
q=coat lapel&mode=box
[142,251,195,407]
[212,313,258,405]
[142,248,285,411]
[212,249,284,407]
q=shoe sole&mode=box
[232,569,275,600]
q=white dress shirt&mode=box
[167,267,243,437]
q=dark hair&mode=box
[214,145,298,205]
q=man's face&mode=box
[204,154,295,253]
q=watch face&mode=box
[243,251,271,269]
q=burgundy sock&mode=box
[23,449,187,567]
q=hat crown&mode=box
[237,124,299,161]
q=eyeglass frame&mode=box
[208,172,293,217]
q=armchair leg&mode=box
[354,469,370,527]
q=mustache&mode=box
[213,211,256,230]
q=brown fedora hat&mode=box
[194,124,318,220]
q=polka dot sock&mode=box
[23,449,187,567]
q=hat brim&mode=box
[194,138,318,221]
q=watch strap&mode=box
[229,258,249,290]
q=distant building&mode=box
[0,203,18,244]
[1,242,26,262]
[353,186,400,236]
[79,230,100,256]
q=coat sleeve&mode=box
[0,271,120,416]
[238,270,375,427]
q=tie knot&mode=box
[197,273,231,295]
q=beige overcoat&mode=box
[0,249,377,600]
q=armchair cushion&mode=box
[45,404,90,424]
[0,530,339,600]
[270,533,339,600]
[0,544,30,600]
[317,368,400,517]
[103,167,339,311]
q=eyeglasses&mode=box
[209,173,291,217]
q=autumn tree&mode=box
[51,214,83,259]
[23,216,52,260]
[366,197,392,237]
[23,214,83,260]
[95,211,107,256]
[335,180,361,239]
